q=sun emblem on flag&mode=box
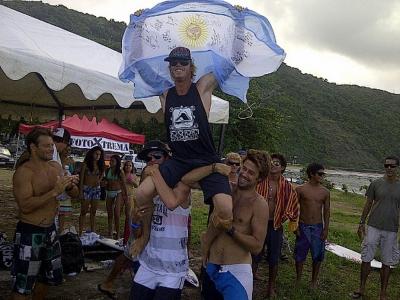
[179,15,208,48]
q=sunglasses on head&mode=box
[317,171,326,177]
[227,161,240,167]
[384,163,398,169]
[170,60,190,67]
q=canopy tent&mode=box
[19,114,145,153]
[0,4,229,125]
[19,114,145,144]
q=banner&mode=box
[70,136,129,153]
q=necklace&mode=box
[267,180,273,201]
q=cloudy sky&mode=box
[41,0,400,94]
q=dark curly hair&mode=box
[244,149,271,181]
[271,153,287,173]
[306,162,324,178]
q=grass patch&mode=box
[190,190,400,300]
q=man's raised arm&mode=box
[196,73,218,116]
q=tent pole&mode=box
[35,73,64,123]
[217,124,226,157]
[13,132,21,170]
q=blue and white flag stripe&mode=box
[119,0,286,102]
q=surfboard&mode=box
[185,268,199,288]
[97,237,124,252]
[325,242,383,269]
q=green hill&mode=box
[2,0,399,170]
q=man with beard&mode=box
[200,149,270,300]
[11,128,78,300]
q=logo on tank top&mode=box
[170,106,199,142]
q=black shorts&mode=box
[129,281,182,300]
[200,266,223,300]
[159,158,231,204]
[266,221,283,267]
[11,222,63,295]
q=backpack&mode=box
[59,232,84,274]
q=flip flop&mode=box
[97,284,116,299]
[350,291,363,299]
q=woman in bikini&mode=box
[105,155,127,239]
[79,146,105,235]
[121,160,139,242]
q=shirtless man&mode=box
[200,149,270,300]
[295,162,330,288]
[255,153,299,297]
[132,47,232,260]
[11,128,79,300]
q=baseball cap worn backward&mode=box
[164,47,192,62]
[52,127,71,142]
[137,140,170,160]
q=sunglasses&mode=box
[272,160,281,166]
[317,172,326,177]
[384,164,398,169]
[145,153,164,162]
[170,60,190,67]
[227,161,240,167]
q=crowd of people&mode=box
[8,46,400,300]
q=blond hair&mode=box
[226,152,241,164]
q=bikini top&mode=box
[86,165,100,176]
[125,173,135,183]
[106,169,120,181]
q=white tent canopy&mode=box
[0,4,229,123]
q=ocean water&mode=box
[285,167,382,195]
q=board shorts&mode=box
[294,223,325,263]
[202,263,252,300]
[59,198,72,216]
[123,229,140,273]
[159,157,231,204]
[83,185,101,201]
[266,220,283,266]
[57,192,72,215]
[130,265,185,300]
[11,222,63,295]
[361,225,400,266]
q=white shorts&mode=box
[133,265,186,290]
[361,225,400,266]
[206,263,253,300]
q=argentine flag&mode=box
[119,0,286,102]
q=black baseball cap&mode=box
[137,140,170,160]
[52,127,71,143]
[164,47,192,62]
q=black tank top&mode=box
[164,83,219,163]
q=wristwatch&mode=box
[226,226,236,237]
